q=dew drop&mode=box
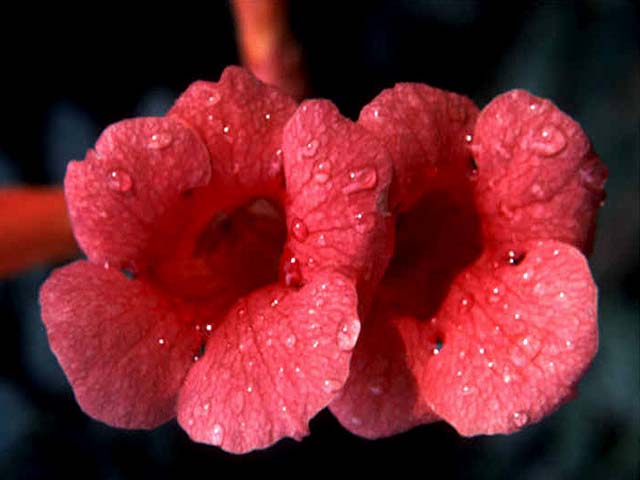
[301,139,319,157]
[337,318,361,351]
[317,234,327,246]
[282,253,303,287]
[147,132,173,150]
[531,125,567,157]
[264,112,271,120]
[507,250,526,265]
[465,133,473,143]
[207,91,221,104]
[107,169,133,193]
[353,211,375,234]
[285,334,297,348]
[368,381,385,396]
[531,183,545,199]
[314,161,332,184]
[157,337,166,345]
[373,109,380,118]
[290,217,309,241]
[222,125,233,143]
[211,424,224,445]
[488,286,501,303]
[458,296,474,313]
[270,298,279,308]
[512,411,528,428]
[467,157,479,181]
[342,166,378,195]
[322,378,341,393]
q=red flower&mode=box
[39,67,394,453]
[330,86,607,437]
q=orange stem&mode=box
[231,0,309,100]
[0,187,78,278]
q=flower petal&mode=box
[282,100,394,297]
[398,240,598,436]
[330,302,439,439]
[65,117,211,271]
[168,66,297,198]
[177,271,359,453]
[358,83,479,211]
[472,90,607,253]
[39,261,202,428]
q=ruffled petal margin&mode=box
[40,261,201,428]
[177,271,360,453]
[399,240,598,435]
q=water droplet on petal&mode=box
[354,211,375,233]
[465,134,473,143]
[301,139,319,157]
[107,169,133,192]
[285,334,297,348]
[290,217,309,241]
[337,318,361,351]
[207,91,221,104]
[322,378,341,393]
[531,183,545,199]
[157,337,166,345]
[368,380,386,396]
[507,250,526,265]
[147,132,173,150]
[222,125,233,143]
[264,112,271,120]
[211,424,224,445]
[458,296,474,313]
[488,286,501,303]
[512,411,528,428]
[282,253,303,287]
[531,125,567,157]
[342,166,378,195]
[314,161,332,183]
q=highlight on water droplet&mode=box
[531,124,567,157]
[107,168,133,193]
[285,334,297,348]
[211,423,224,445]
[337,318,361,351]
[342,166,378,195]
[458,296,474,313]
[353,211,375,234]
[301,139,319,157]
[322,378,341,393]
[147,132,173,150]
[313,161,332,184]
[290,217,309,241]
[282,254,303,287]
[207,90,221,104]
[512,411,528,428]
[507,250,526,265]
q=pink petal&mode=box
[472,90,607,253]
[330,302,439,439]
[177,272,360,453]
[282,100,394,298]
[398,240,598,435]
[358,83,479,211]
[39,261,202,429]
[168,66,297,199]
[65,117,211,272]
[330,190,482,438]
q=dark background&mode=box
[1,1,638,478]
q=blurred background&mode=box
[0,1,638,478]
